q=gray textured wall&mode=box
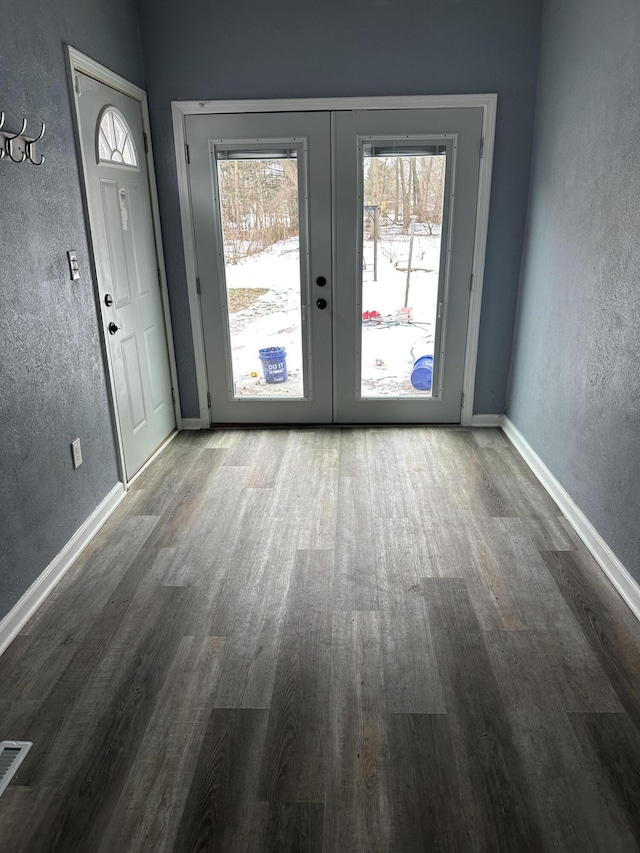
[508,0,640,579]
[0,0,144,620]
[137,0,542,417]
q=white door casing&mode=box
[173,96,496,427]
[69,51,178,479]
[181,100,493,425]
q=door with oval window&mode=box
[75,72,176,477]
[185,107,482,424]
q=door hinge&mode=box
[74,74,82,96]
[480,137,485,158]
[185,143,190,164]
[157,267,163,287]
[207,392,211,409]
[470,273,474,291]
[438,302,443,319]
[461,391,465,408]
[196,276,201,295]
[143,132,149,154]
[171,387,176,403]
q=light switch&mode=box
[67,250,80,281]
[71,437,83,469]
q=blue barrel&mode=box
[259,346,288,383]
[410,355,434,391]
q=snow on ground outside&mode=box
[224,233,442,397]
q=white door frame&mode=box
[172,94,497,428]
[67,46,182,483]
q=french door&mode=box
[185,107,482,424]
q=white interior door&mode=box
[76,72,176,477]
[186,106,482,425]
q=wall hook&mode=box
[5,118,28,163]
[26,122,45,166]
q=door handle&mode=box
[108,322,120,335]
[316,298,328,310]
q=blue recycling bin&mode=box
[259,346,288,383]
[410,355,434,391]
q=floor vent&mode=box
[0,741,32,798]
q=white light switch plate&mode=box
[71,438,83,469]
[67,250,80,281]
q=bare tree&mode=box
[218,158,300,263]
[363,154,446,236]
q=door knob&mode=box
[316,276,327,287]
[316,298,327,309]
[104,293,114,307]
[108,322,120,335]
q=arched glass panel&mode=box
[97,107,138,167]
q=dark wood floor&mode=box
[1,427,640,852]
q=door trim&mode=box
[67,46,182,483]
[172,94,497,427]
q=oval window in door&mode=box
[97,106,138,168]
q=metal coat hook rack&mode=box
[0,112,46,165]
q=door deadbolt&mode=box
[316,298,328,309]
[316,276,327,287]
[108,322,120,335]
[104,293,114,307]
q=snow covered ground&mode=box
[224,232,442,397]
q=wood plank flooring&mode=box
[1,427,640,851]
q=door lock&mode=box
[316,298,328,309]
[316,276,327,287]
[104,293,114,307]
[108,322,120,335]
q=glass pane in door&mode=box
[360,145,446,397]
[216,152,305,398]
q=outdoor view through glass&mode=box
[360,148,446,398]
[216,153,305,399]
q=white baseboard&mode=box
[181,418,207,430]
[0,482,126,657]
[471,414,504,427]
[502,417,640,624]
